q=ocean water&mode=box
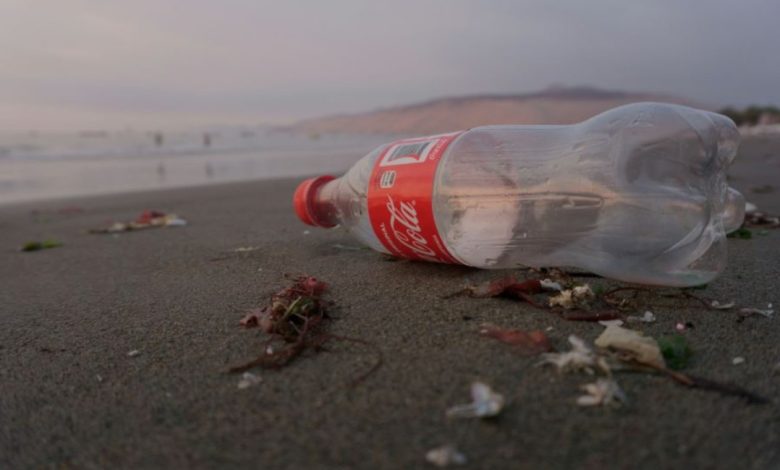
[0,128,394,205]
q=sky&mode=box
[0,0,778,130]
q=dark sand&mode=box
[1,136,779,469]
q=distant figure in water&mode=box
[203,132,211,148]
[154,132,164,147]
[157,162,167,181]
[205,162,214,179]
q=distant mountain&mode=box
[288,86,705,135]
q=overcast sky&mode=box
[1,0,778,130]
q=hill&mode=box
[289,86,705,135]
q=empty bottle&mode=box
[293,103,744,286]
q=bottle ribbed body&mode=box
[306,103,743,286]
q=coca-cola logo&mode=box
[385,195,439,261]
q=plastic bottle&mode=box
[293,103,744,287]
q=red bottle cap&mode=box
[293,175,336,227]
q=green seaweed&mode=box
[658,334,692,370]
[727,228,752,239]
[21,239,63,252]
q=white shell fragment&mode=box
[446,382,505,419]
[594,324,665,369]
[577,378,627,407]
[237,372,262,389]
[538,335,602,374]
[739,307,774,318]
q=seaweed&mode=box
[230,276,381,386]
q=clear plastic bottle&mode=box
[293,103,744,286]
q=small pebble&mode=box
[626,311,657,323]
[127,350,141,358]
[732,357,745,365]
[425,444,466,467]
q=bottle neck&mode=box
[293,175,339,227]
[311,179,341,227]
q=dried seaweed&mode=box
[743,210,780,229]
[455,276,542,298]
[479,323,553,355]
[230,276,331,372]
[230,276,381,386]
[559,310,622,322]
[625,356,769,404]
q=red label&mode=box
[367,132,464,264]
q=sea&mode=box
[0,127,395,205]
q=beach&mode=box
[1,135,779,469]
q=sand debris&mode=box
[331,244,365,251]
[577,378,627,407]
[127,350,141,358]
[233,246,260,253]
[425,444,466,467]
[743,208,780,229]
[710,301,735,310]
[549,284,595,310]
[540,279,563,291]
[446,382,505,419]
[89,210,187,234]
[458,276,542,299]
[739,306,774,318]
[536,330,766,404]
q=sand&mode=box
[1,136,778,469]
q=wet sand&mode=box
[1,136,778,469]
